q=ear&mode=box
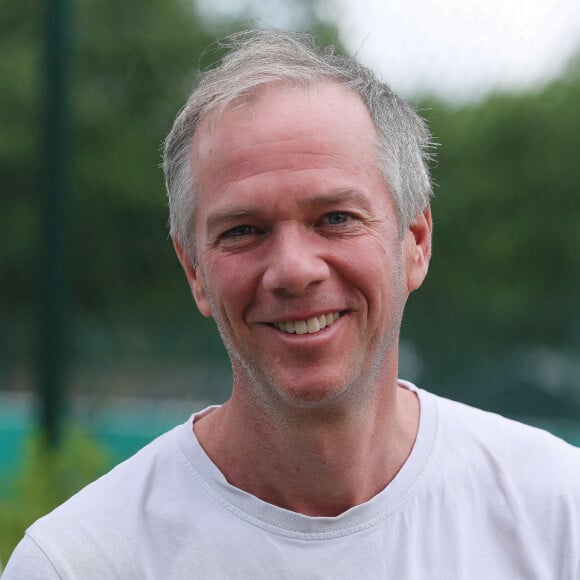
[403,206,432,294]
[172,237,212,318]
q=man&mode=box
[5,29,580,579]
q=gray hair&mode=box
[163,28,435,263]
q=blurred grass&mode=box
[0,426,112,564]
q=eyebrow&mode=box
[205,188,373,235]
[302,188,373,212]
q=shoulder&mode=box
[409,388,580,575]
[49,419,187,510]
[430,390,580,499]
[12,419,194,578]
[434,392,579,455]
[2,536,61,580]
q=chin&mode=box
[268,375,358,416]
[231,358,363,416]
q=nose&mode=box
[261,225,330,295]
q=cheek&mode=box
[350,235,402,280]
[204,258,258,314]
[351,242,406,310]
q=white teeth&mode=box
[295,320,308,335]
[307,317,320,333]
[274,312,341,334]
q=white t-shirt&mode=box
[4,382,580,579]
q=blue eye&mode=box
[325,212,349,225]
[224,225,256,238]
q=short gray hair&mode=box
[163,28,435,262]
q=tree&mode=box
[403,64,580,417]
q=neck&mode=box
[194,382,420,517]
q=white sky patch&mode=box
[197,0,311,31]
[317,0,580,102]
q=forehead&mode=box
[192,82,378,177]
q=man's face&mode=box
[176,82,430,411]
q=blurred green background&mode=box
[1,0,579,565]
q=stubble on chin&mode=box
[203,264,409,425]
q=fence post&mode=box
[39,0,72,447]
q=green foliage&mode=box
[403,65,580,414]
[0,426,112,564]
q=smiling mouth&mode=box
[272,312,340,335]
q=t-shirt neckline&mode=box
[176,380,438,538]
